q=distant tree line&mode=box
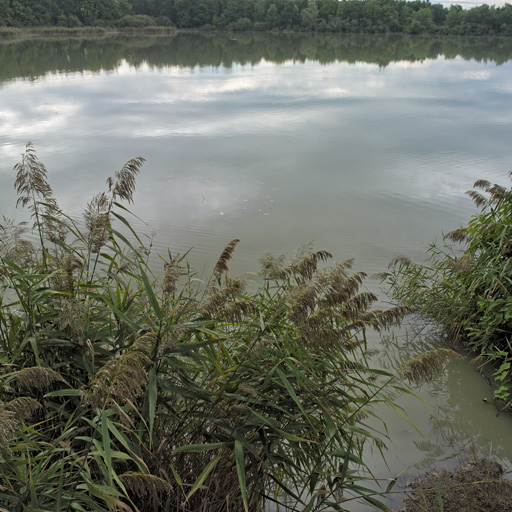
[1,0,512,36]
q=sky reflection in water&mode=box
[2,40,512,279]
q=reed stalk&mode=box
[0,145,412,511]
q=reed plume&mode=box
[49,253,83,293]
[217,299,257,323]
[0,217,34,267]
[367,305,412,332]
[259,251,288,280]
[120,472,172,511]
[0,408,19,441]
[14,142,54,211]
[55,296,86,341]
[339,292,379,320]
[401,348,462,385]
[16,366,65,392]
[322,270,367,308]
[4,397,42,422]
[0,397,41,442]
[82,332,153,409]
[444,227,468,244]
[388,254,412,268]
[445,253,474,273]
[162,256,182,296]
[289,247,332,282]
[288,283,322,322]
[487,184,509,202]
[13,142,67,252]
[84,192,110,253]
[106,157,145,204]
[201,278,245,317]
[465,189,488,208]
[473,179,491,190]
[213,239,240,276]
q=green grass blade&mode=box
[138,264,161,320]
[235,440,249,512]
[173,442,227,453]
[185,455,222,501]
[275,367,307,418]
[148,367,157,444]
[101,410,113,487]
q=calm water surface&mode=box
[2,32,512,509]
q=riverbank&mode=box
[0,25,178,38]
[398,459,512,511]
[2,24,512,41]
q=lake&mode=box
[2,31,512,509]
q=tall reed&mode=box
[0,144,409,511]
[385,173,512,408]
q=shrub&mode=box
[230,17,253,31]
[67,14,82,28]
[117,15,157,28]
[155,16,172,27]
[386,174,512,406]
[0,144,407,510]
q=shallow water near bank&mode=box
[2,32,512,509]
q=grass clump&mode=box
[0,143,408,511]
[385,173,512,408]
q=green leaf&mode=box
[148,367,157,443]
[276,367,307,418]
[28,336,41,364]
[111,209,145,247]
[436,489,444,512]
[169,462,185,498]
[104,299,140,332]
[186,455,222,501]
[235,440,249,512]
[362,494,393,511]
[139,264,161,320]
[385,478,397,493]
[44,389,80,398]
[101,410,113,487]
[173,442,227,453]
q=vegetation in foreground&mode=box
[386,174,512,409]
[1,0,512,36]
[0,143,414,511]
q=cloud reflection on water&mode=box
[1,37,512,277]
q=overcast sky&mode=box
[435,0,508,8]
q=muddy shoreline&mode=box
[398,459,512,511]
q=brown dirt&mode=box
[398,459,512,512]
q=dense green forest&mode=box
[1,0,512,36]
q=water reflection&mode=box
[1,37,512,281]
[371,325,512,509]
[2,34,512,508]
[1,32,512,84]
